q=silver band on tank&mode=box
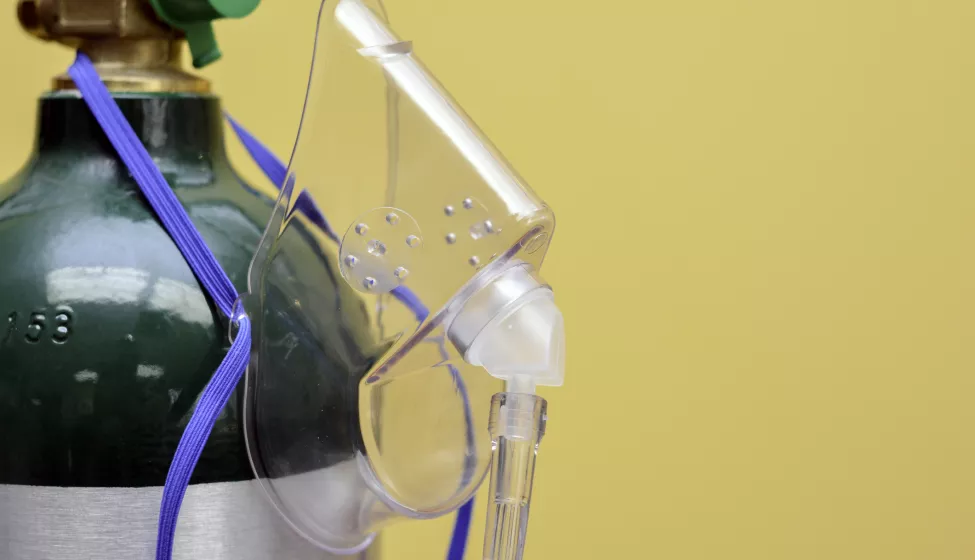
[0,480,377,560]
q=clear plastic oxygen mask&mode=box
[239,0,564,556]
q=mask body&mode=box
[242,0,558,551]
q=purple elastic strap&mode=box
[68,53,251,560]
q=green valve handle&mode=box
[149,0,261,68]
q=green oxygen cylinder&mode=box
[0,2,380,558]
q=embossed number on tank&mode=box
[24,311,45,343]
[9,306,74,345]
[52,305,73,343]
[2,312,17,346]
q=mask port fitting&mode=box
[446,263,565,395]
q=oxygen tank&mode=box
[0,1,380,558]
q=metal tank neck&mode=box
[60,38,210,94]
[17,0,215,94]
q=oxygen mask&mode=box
[239,0,565,556]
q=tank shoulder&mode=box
[0,156,254,486]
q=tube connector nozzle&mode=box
[483,392,547,560]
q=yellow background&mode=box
[3,0,975,558]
